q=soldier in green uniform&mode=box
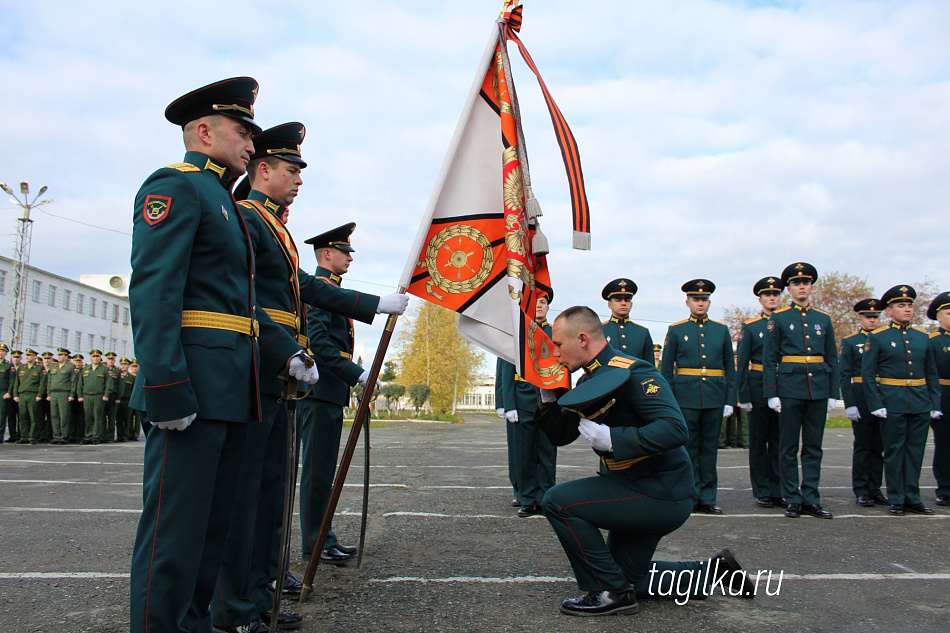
[69,354,84,443]
[840,299,889,507]
[861,285,940,516]
[926,292,950,506]
[496,356,522,507]
[212,124,406,633]
[737,276,786,508]
[128,78,322,633]
[78,350,113,445]
[37,351,54,442]
[45,348,73,445]
[127,360,142,440]
[661,279,736,514]
[763,262,839,519]
[0,344,13,443]
[536,306,753,616]
[498,290,558,518]
[115,358,134,441]
[7,351,22,442]
[601,278,654,360]
[13,349,46,444]
[101,352,122,442]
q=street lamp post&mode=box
[1,181,52,348]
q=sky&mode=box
[2,0,949,369]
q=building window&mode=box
[0,270,6,294]
[48,285,57,307]
[112,304,119,323]
[99,335,106,349]
[0,317,4,339]
[89,297,96,317]
[32,280,41,302]
[61,328,69,347]
[87,333,95,350]
[74,331,82,350]
[29,323,39,345]
[123,307,130,325]
[63,289,71,310]
[121,341,127,356]
[76,294,84,313]
[102,301,108,320]
[46,325,54,346]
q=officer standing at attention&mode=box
[69,354,84,443]
[498,291,558,518]
[45,348,73,445]
[661,280,736,514]
[536,306,753,616]
[496,356,522,507]
[840,299,889,507]
[78,350,113,445]
[102,352,122,442]
[13,349,46,444]
[116,358,134,441]
[38,351,54,443]
[8,351,22,442]
[126,360,142,441]
[737,277,786,509]
[601,278,654,360]
[926,292,950,506]
[0,344,13,443]
[861,285,940,516]
[296,223,376,566]
[763,262,839,519]
[127,77,321,633]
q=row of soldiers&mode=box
[0,345,140,445]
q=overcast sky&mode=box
[2,0,948,367]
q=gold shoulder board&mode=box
[871,326,889,334]
[602,320,610,326]
[743,316,763,324]
[670,318,689,327]
[775,306,792,313]
[931,331,941,339]
[607,356,635,369]
[165,163,201,172]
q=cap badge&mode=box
[795,263,804,270]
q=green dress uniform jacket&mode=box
[14,362,46,441]
[840,329,885,497]
[0,359,13,441]
[736,314,768,405]
[929,328,950,497]
[660,316,736,410]
[46,361,74,443]
[762,304,840,401]
[78,364,114,398]
[602,317,654,361]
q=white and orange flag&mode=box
[398,3,590,389]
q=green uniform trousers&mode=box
[683,408,721,505]
[0,397,13,442]
[747,404,781,499]
[851,407,885,497]
[506,418,521,502]
[69,401,84,442]
[719,408,749,447]
[779,397,827,505]
[542,477,706,597]
[130,419,248,633]
[104,400,117,442]
[84,398,106,442]
[17,396,41,441]
[515,417,557,506]
[931,418,950,498]
[115,402,130,441]
[49,393,71,443]
[297,398,344,555]
[882,412,930,506]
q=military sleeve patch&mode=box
[738,330,745,341]
[143,194,172,226]
[607,356,635,369]
[641,378,662,397]
[767,320,775,332]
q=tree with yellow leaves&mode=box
[394,300,485,414]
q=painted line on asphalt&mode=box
[0,479,407,488]
[0,459,144,466]
[0,507,140,513]
[369,572,950,584]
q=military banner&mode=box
[398,3,589,389]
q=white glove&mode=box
[739,402,753,412]
[540,389,558,404]
[505,410,519,423]
[376,293,409,315]
[358,369,381,390]
[932,411,943,419]
[496,407,505,418]
[768,397,782,413]
[723,405,734,418]
[578,418,613,452]
[827,398,837,413]
[152,412,197,431]
[846,406,860,422]
[289,351,320,385]
[871,408,887,418]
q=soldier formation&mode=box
[0,345,140,445]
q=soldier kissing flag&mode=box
[398,2,590,389]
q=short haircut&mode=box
[555,306,604,339]
[247,156,283,184]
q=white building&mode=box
[455,373,497,411]
[0,256,133,358]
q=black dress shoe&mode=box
[870,494,890,505]
[934,496,950,506]
[889,504,905,516]
[856,495,875,507]
[321,545,352,564]
[771,497,789,508]
[334,542,357,555]
[560,587,639,617]
[518,504,543,517]
[213,620,269,633]
[801,503,833,519]
[785,503,801,518]
[267,570,302,597]
[755,497,774,508]
[711,547,756,598]
[903,502,935,515]
[511,497,521,507]
[260,610,302,630]
[694,504,723,515]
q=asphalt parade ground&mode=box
[1,413,949,633]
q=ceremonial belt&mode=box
[851,377,863,384]
[941,379,950,386]
[263,308,307,346]
[340,351,352,359]
[676,368,724,377]
[781,355,824,364]
[877,377,926,387]
[749,363,763,372]
[181,310,259,337]
[514,374,527,382]
[601,455,652,471]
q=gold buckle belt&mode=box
[340,351,352,359]
[514,374,527,382]
[941,379,950,386]
[852,377,863,384]
[601,455,652,471]
[749,363,763,372]
[878,377,926,387]
[263,308,300,330]
[298,335,309,347]
[676,368,724,377]
[181,310,258,337]
[782,355,824,364]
